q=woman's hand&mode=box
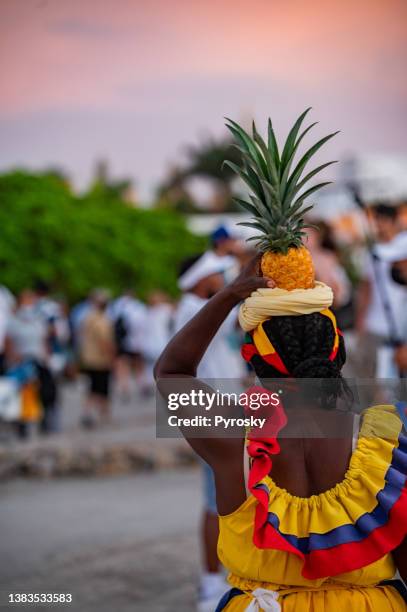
[155,254,275,380]
[226,254,275,303]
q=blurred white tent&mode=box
[341,154,407,203]
[186,153,407,241]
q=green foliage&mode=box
[224,110,338,253]
[0,170,206,302]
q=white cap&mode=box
[178,251,234,291]
[374,231,407,263]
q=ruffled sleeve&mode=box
[247,404,407,580]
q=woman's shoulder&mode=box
[243,403,407,580]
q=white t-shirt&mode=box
[143,304,173,361]
[363,249,407,339]
[110,296,147,353]
[173,293,243,379]
[35,297,70,345]
[0,286,15,353]
[7,307,48,363]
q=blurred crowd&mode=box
[0,204,406,440]
[0,280,176,438]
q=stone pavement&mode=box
[0,377,196,479]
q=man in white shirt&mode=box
[354,205,406,379]
[142,292,174,391]
[375,231,407,377]
[109,290,147,398]
[174,250,242,612]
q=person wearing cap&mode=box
[174,250,243,611]
[80,289,116,427]
[211,225,243,284]
[211,225,239,256]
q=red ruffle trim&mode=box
[244,387,407,579]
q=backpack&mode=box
[114,315,128,347]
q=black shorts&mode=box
[118,349,142,360]
[85,369,111,397]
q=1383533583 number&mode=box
[8,593,73,604]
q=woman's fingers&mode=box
[241,252,263,277]
[235,276,275,299]
[253,276,275,289]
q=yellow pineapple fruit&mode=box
[224,109,338,290]
[261,246,314,290]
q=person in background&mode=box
[5,290,51,437]
[211,225,239,258]
[70,292,93,359]
[80,289,115,428]
[55,296,76,379]
[33,280,69,348]
[109,289,147,400]
[33,280,70,431]
[210,225,243,284]
[0,284,15,375]
[373,231,407,376]
[142,291,174,392]
[203,226,245,377]
[354,204,406,379]
[174,252,241,612]
[306,222,351,310]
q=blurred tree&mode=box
[0,170,206,301]
[156,165,201,214]
[86,178,134,202]
[86,159,136,203]
[158,136,242,212]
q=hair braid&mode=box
[263,316,303,370]
[249,313,346,381]
[246,312,349,410]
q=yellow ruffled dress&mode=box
[217,405,407,611]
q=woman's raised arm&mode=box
[153,257,274,514]
[154,255,274,380]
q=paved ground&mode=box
[0,378,206,610]
[0,470,202,611]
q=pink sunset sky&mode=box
[1,0,406,199]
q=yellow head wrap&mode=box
[238,281,334,332]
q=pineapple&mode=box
[224,109,338,290]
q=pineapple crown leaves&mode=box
[223,109,339,253]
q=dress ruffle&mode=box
[246,404,407,580]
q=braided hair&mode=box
[248,313,349,409]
